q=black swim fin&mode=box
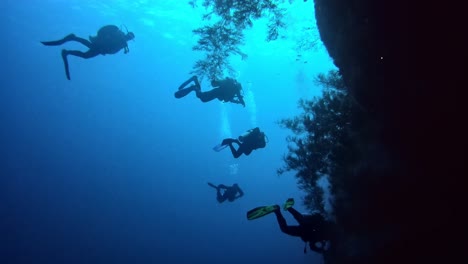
[213,143,228,152]
[41,34,76,46]
[207,182,218,189]
[174,85,196,99]
[41,40,64,46]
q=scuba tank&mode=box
[238,129,252,142]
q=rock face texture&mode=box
[314,0,384,114]
[313,0,462,263]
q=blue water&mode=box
[2,1,335,263]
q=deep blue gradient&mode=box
[2,1,335,263]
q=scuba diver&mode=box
[213,127,267,158]
[174,75,246,107]
[207,182,244,203]
[41,25,135,80]
[247,198,335,254]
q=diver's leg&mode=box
[61,49,71,80]
[195,89,219,103]
[244,149,253,156]
[177,76,200,90]
[42,34,92,48]
[288,207,305,225]
[68,35,93,48]
[274,209,302,237]
[175,76,201,98]
[238,144,253,157]
[231,140,246,158]
[221,138,235,145]
[220,139,242,158]
[41,34,76,46]
[216,188,227,203]
[65,49,100,59]
[61,49,99,80]
[227,142,243,158]
[174,85,197,99]
[192,76,201,90]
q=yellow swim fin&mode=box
[283,198,295,211]
[246,205,279,220]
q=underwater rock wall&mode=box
[312,0,461,263]
[314,0,384,113]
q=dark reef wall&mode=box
[314,0,384,114]
[313,0,462,263]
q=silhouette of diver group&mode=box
[41,25,336,255]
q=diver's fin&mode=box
[283,198,295,211]
[221,138,234,145]
[177,76,197,90]
[61,49,71,80]
[41,40,65,46]
[41,34,76,46]
[174,85,196,99]
[207,182,218,189]
[247,205,279,220]
[213,143,228,152]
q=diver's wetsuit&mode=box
[42,34,100,58]
[274,208,330,253]
[222,139,250,158]
[221,128,266,158]
[215,184,244,203]
[199,78,244,104]
[274,207,305,237]
[175,76,245,106]
[41,25,133,80]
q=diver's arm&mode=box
[238,95,245,107]
[235,91,246,107]
[231,93,245,107]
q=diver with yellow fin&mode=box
[247,198,335,254]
